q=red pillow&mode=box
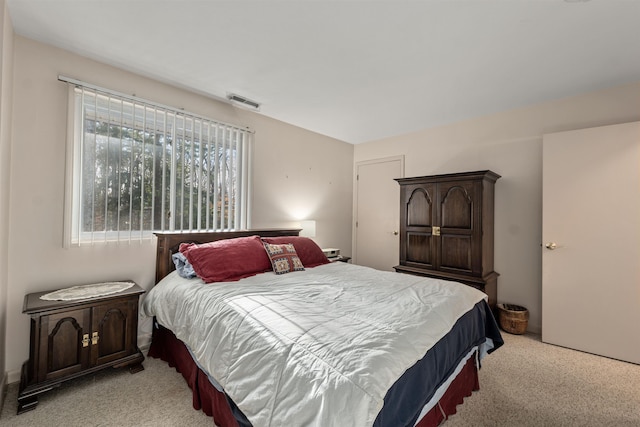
[261,236,329,268]
[180,235,271,283]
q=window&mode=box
[63,81,251,246]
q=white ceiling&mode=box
[7,0,640,144]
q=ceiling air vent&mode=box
[227,93,261,111]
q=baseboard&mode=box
[138,332,152,354]
[528,323,542,335]
[7,368,20,385]
[0,371,6,415]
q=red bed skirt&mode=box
[148,325,479,427]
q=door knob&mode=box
[393,230,399,235]
[545,242,557,250]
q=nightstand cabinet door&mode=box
[38,308,91,383]
[93,299,136,366]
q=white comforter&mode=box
[142,262,487,427]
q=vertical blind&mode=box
[64,79,251,246]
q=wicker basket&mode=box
[497,303,529,334]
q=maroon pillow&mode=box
[261,236,329,268]
[180,235,272,283]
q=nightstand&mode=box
[329,256,351,263]
[17,282,145,414]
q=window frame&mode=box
[62,78,252,247]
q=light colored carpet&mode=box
[0,356,212,426]
[444,333,640,427]
[1,333,639,426]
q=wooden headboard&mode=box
[154,229,301,284]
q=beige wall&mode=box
[4,36,353,380]
[0,0,14,403]
[354,81,640,333]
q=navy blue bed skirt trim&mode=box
[374,299,503,427]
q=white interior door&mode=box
[354,156,403,270]
[542,122,640,364]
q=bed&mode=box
[142,229,503,427]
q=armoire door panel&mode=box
[406,232,433,265]
[440,185,473,229]
[439,235,472,271]
[407,187,433,227]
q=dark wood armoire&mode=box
[394,170,500,308]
